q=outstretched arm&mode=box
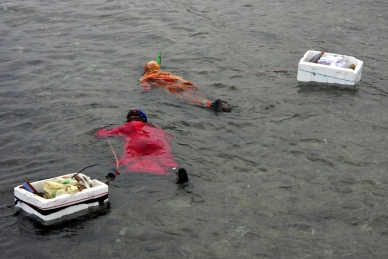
[95,126,122,138]
[140,79,151,91]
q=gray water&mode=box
[1,0,388,258]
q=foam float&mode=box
[14,173,109,225]
[297,50,363,86]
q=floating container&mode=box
[14,173,109,225]
[297,50,363,86]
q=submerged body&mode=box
[139,61,231,112]
[95,120,178,175]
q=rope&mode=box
[298,68,362,83]
[163,65,298,74]
[246,65,298,73]
[108,140,120,174]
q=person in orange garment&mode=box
[139,61,231,112]
[95,109,189,184]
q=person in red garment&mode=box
[95,109,188,183]
[139,61,231,112]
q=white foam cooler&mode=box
[297,50,363,86]
[14,173,109,225]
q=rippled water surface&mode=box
[1,0,388,258]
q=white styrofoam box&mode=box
[297,50,363,86]
[14,173,109,225]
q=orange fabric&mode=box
[140,61,211,106]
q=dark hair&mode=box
[126,110,146,122]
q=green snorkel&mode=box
[157,53,161,65]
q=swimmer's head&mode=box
[144,61,160,74]
[127,109,147,123]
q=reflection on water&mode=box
[1,0,388,258]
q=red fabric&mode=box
[95,121,178,175]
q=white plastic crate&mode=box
[297,50,363,86]
[14,173,109,225]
